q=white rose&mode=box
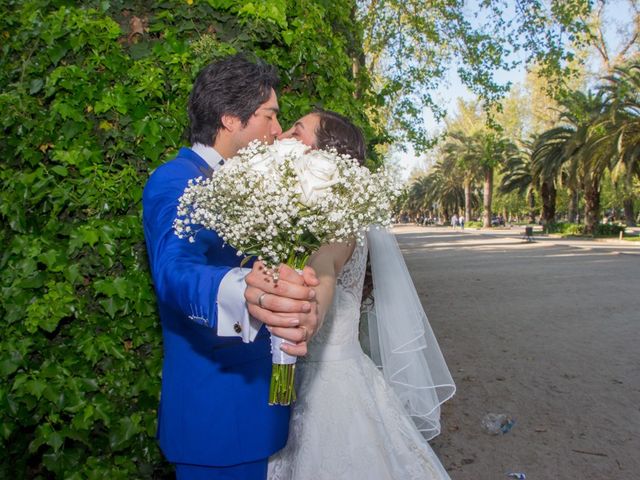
[294,150,339,207]
[272,138,309,160]
[246,151,278,175]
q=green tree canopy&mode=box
[359,0,593,149]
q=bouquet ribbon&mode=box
[269,334,297,405]
[270,336,296,365]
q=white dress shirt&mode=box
[192,143,262,343]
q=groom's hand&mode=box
[245,262,320,356]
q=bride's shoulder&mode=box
[311,241,357,275]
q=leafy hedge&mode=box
[0,0,377,476]
[594,223,626,236]
[545,222,626,236]
[465,221,483,229]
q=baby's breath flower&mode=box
[172,139,397,269]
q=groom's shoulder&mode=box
[142,149,209,205]
[154,147,200,173]
[146,148,203,185]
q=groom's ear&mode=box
[221,114,241,133]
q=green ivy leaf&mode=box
[109,414,142,451]
[1,421,14,441]
[24,378,47,399]
[51,165,69,177]
[48,431,64,452]
[82,229,99,247]
[29,78,44,94]
[281,29,294,46]
[64,263,83,284]
[25,281,76,333]
[48,42,70,65]
[99,297,118,318]
[0,359,20,377]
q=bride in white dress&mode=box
[269,110,456,480]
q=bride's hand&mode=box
[245,262,320,356]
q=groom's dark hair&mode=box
[188,54,280,145]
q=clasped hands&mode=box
[245,261,319,357]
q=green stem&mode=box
[268,364,296,406]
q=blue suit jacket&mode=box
[142,147,290,466]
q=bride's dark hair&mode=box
[312,109,366,165]
[311,109,373,303]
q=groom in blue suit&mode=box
[143,55,320,479]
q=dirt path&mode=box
[394,225,640,480]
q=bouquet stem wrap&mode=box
[268,261,307,406]
[269,337,297,405]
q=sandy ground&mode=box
[393,225,640,480]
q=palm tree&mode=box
[405,176,431,218]
[499,139,537,223]
[441,132,482,223]
[407,157,466,223]
[571,91,616,234]
[476,132,516,228]
[530,126,571,224]
[598,62,640,226]
[424,162,465,222]
[532,90,611,234]
[443,130,515,227]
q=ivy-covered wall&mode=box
[0,0,377,476]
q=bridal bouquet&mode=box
[174,138,397,405]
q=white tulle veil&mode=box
[361,227,456,440]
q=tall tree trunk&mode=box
[583,176,601,235]
[547,184,556,223]
[527,189,536,223]
[482,167,493,228]
[540,181,556,225]
[623,198,636,227]
[568,187,579,223]
[463,179,472,223]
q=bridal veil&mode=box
[363,227,456,440]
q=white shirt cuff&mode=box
[217,267,263,343]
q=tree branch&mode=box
[614,7,640,65]
[592,0,610,71]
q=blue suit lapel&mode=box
[178,147,214,178]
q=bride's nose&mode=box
[279,127,294,140]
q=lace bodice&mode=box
[304,240,368,356]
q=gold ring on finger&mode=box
[258,292,268,309]
[300,325,308,342]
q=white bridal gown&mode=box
[268,241,451,480]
